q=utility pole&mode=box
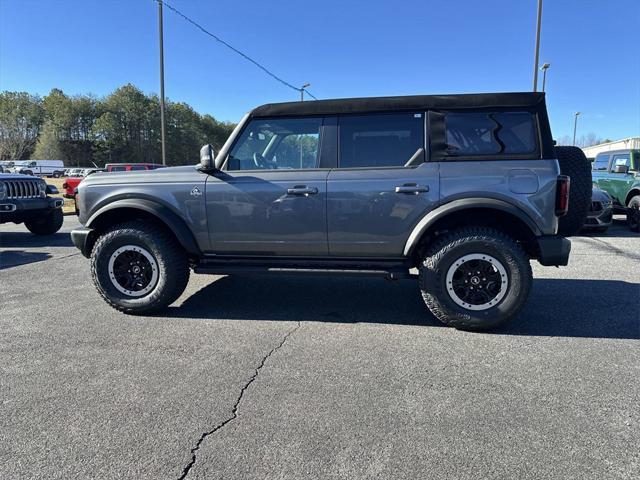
[573,112,581,146]
[300,82,310,101]
[158,1,167,165]
[532,0,543,91]
[540,63,550,92]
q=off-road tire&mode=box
[419,227,532,330]
[90,221,190,314]
[24,208,64,235]
[627,195,640,232]
[555,146,591,236]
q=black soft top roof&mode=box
[251,92,546,118]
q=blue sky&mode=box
[1,0,638,141]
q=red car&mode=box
[62,169,104,198]
[105,163,165,172]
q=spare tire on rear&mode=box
[555,146,591,236]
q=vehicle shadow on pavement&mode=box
[168,276,434,327]
[580,219,639,238]
[498,278,639,339]
[0,231,73,248]
[0,250,52,269]
[167,276,639,340]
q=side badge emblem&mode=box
[190,186,202,197]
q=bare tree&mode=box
[0,92,44,160]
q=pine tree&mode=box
[31,121,64,160]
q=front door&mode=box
[608,152,636,205]
[327,112,439,257]
[206,116,329,256]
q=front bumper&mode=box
[536,236,571,266]
[0,197,63,223]
[71,227,96,258]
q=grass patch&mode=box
[46,177,76,215]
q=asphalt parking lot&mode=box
[1,216,639,480]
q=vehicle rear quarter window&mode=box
[228,117,322,170]
[444,112,537,156]
[338,113,424,168]
[592,154,610,171]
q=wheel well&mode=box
[625,189,640,206]
[86,207,186,258]
[411,208,538,265]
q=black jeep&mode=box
[0,173,64,235]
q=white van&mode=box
[11,160,65,177]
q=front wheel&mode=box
[24,208,64,235]
[90,222,190,314]
[419,227,532,330]
[628,195,640,232]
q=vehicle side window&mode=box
[338,113,424,168]
[227,117,322,171]
[611,154,630,171]
[592,154,610,171]
[130,165,146,171]
[444,112,536,156]
[111,166,126,172]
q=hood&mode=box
[0,173,43,181]
[80,165,202,187]
[591,188,612,202]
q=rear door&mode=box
[326,112,439,257]
[206,116,330,256]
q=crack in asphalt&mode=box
[177,321,301,480]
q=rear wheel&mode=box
[419,227,532,330]
[627,195,640,232]
[90,221,190,314]
[555,146,591,236]
[24,208,63,235]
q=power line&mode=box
[155,0,318,100]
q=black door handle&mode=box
[286,186,318,195]
[395,184,429,194]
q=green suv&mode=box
[591,149,640,231]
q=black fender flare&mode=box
[403,198,542,257]
[86,198,201,256]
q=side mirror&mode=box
[198,144,216,172]
[613,164,629,174]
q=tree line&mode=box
[0,84,235,167]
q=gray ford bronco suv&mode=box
[71,92,591,329]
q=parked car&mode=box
[105,163,165,172]
[583,187,613,232]
[0,173,64,234]
[62,169,105,199]
[10,160,65,177]
[591,149,640,231]
[0,161,15,172]
[71,92,591,330]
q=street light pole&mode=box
[540,63,550,92]
[573,112,581,146]
[533,0,543,91]
[158,1,167,165]
[300,82,310,102]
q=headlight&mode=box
[0,182,6,201]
